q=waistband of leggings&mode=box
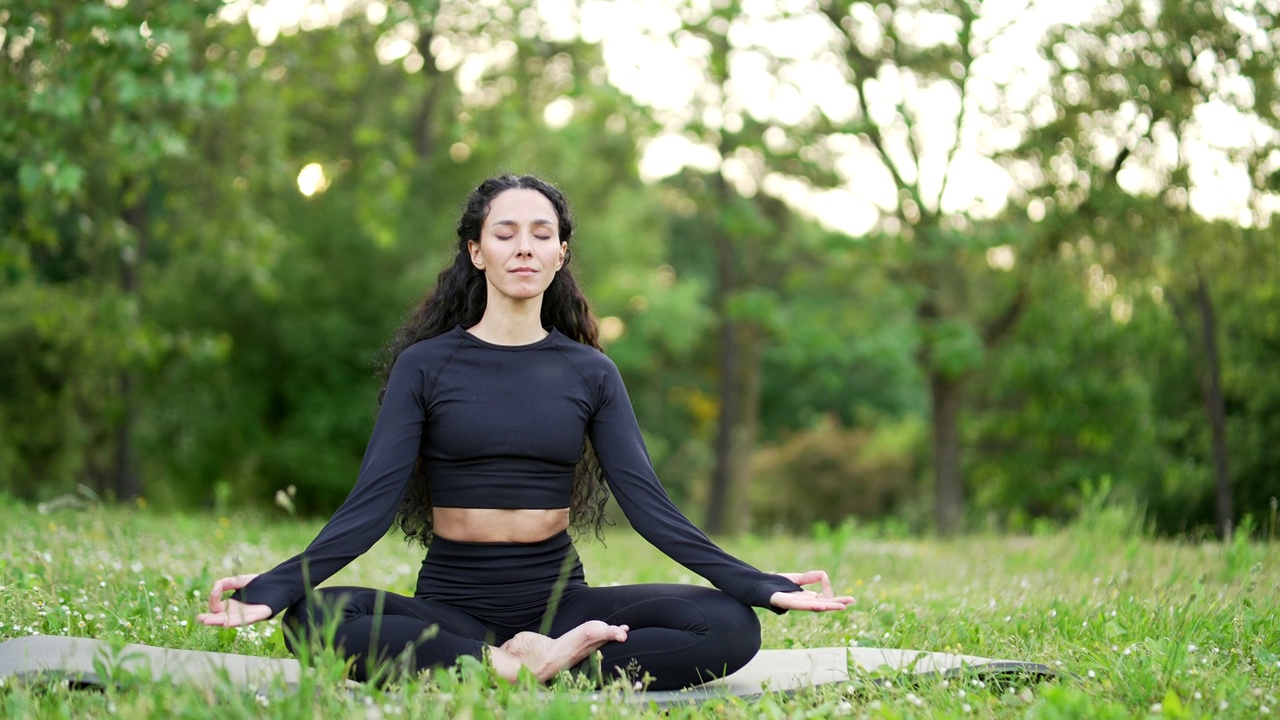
[417,529,584,601]
[426,528,574,560]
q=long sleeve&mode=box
[233,345,430,616]
[586,359,802,613]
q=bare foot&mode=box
[496,621,628,682]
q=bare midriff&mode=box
[432,507,571,543]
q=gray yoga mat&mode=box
[0,636,1058,703]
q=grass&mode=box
[0,496,1276,718]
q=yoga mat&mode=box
[0,636,1058,703]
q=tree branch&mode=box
[818,1,925,220]
[412,14,444,162]
[935,2,977,216]
[982,283,1027,347]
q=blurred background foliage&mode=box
[1,0,1276,538]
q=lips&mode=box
[509,267,538,276]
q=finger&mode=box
[207,580,226,613]
[196,611,225,627]
[818,571,834,597]
[786,570,828,588]
[772,592,854,612]
[793,599,850,612]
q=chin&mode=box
[503,289,546,302]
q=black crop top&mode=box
[234,326,803,615]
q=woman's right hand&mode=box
[196,574,273,627]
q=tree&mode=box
[804,0,1041,533]
[641,0,1064,533]
[1,0,240,500]
[1019,0,1279,536]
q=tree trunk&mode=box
[1195,271,1232,539]
[931,370,964,535]
[412,19,443,163]
[706,315,740,535]
[113,371,141,501]
[114,197,147,501]
[705,319,765,535]
[734,324,763,533]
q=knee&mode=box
[282,588,350,655]
[709,595,761,672]
[282,595,325,656]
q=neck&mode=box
[468,296,547,346]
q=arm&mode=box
[586,359,804,613]
[224,345,430,617]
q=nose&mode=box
[516,232,533,256]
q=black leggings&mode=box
[282,532,761,690]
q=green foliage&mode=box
[750,415,925,531]
[0,0,1278,539]
[967,259,1164,527]
[0,0,268,502]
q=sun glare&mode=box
[599,316,626,343]
[296,162,330,197]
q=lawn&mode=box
[1,496,1276,718]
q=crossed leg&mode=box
[283,586,627,683]
[548,584,761,691]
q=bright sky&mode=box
[222,0,1276,234]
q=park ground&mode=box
[0,498,1276,719]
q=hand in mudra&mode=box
[196,574,273,627]
[770,570,855,612]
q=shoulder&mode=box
[387,330,468,391]
[548,334,630,407]
[549,333,620,376]
[397,328,466,365]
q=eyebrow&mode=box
[492,218,556,228]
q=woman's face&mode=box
[468,188,567,305]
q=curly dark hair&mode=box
[377,174,611,547]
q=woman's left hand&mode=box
[769,570,855,612]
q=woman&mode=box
[198,174,853,690]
